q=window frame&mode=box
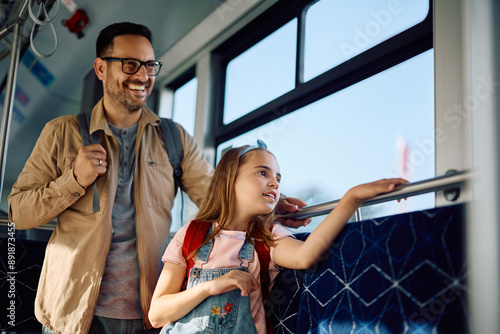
[165,66,196,93]
[168,67,198,135]
[212,0,433,148]
[158,66,196,120]
[163,67,200,230]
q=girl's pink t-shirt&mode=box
[162,222,293,334]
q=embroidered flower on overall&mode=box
[223,302,233,313]
[209,302,234,326]
[210,306,221,316]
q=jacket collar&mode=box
[89,98,161,136]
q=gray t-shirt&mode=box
[95,122,142,319]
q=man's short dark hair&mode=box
[96,22,153,58]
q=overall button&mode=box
[190,268,200,277]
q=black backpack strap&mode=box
[77,111,101,214]
[159,118,184,195]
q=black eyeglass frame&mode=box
[101,57,163,76]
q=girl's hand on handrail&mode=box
[345,178,409,206]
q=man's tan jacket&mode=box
[8,100,213,333]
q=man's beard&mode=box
[105,79,151,113]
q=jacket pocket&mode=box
[142,156,176,208]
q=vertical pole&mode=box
[0,0,30,202]
[354,208,362,222]
[467,0,500,332]
[0,21,24,200]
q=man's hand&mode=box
[74,144,107,188]
[275,196,312,228]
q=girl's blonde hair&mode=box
[189,145,277,259]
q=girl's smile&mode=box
[233,150,281,222]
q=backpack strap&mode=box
[181,220,212,290]
[255,229,273,334]
[77,111,101,214]
[159,118,184,195]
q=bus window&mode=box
[172,77,198,136]
[304,0,430,81]
[166,76,199,231]
[218,49,434,231]
[223,19,297,124]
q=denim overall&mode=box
[161,227,258,334]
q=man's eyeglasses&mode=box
[101,57,163,76]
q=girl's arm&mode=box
[273,178,407,270]
[149,262,259,327]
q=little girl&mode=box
[148,142,407,333]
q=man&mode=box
[8,22,308,334]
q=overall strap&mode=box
[181,221,212,290]
[181,221,273,333]
[159,118,184,195]
[254,230,273,334]
[77,111,101,214]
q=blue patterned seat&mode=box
[270,204,467,334]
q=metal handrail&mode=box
[0,170,472,228]
[277,170,472,221]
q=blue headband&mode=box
[240,139,267,157]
